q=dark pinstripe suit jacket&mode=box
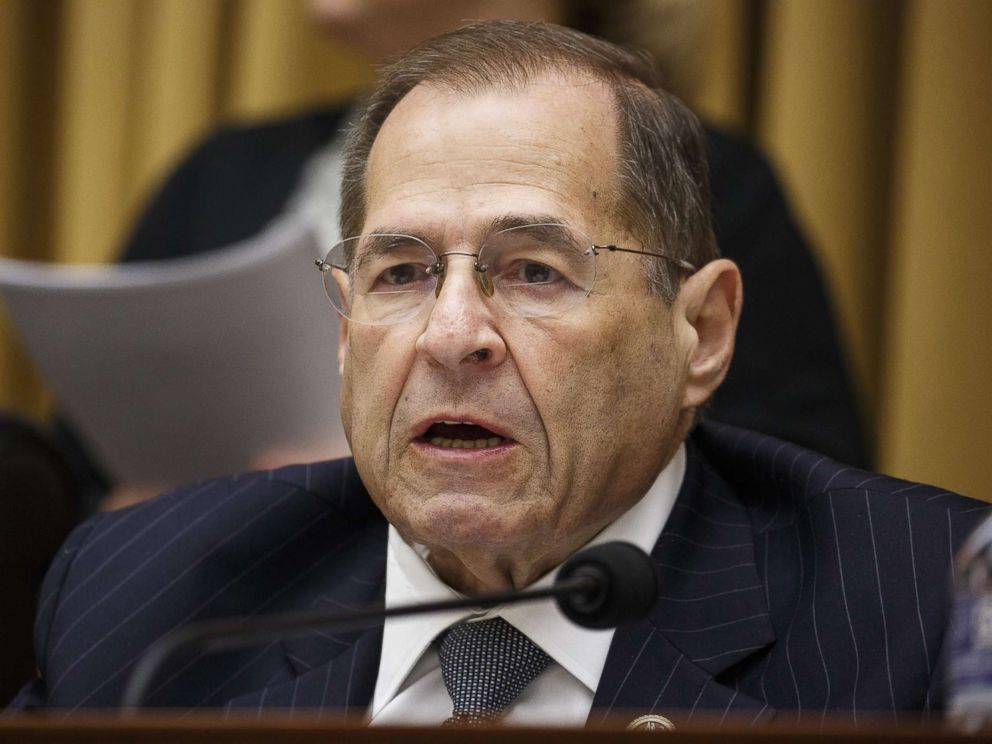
[11,422,989,724]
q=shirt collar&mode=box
[370,444,685,716]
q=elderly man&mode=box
[11,22,988,726]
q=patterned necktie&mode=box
[436,616,552,726]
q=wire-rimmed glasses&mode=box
[315,222,696,326]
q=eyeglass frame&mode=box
[314,223,699,323]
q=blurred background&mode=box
[0,0,989,498]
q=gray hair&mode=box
[340,19,717,299]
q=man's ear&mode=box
[677,258,742,410]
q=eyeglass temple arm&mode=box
[591,244,697,273]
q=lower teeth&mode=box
[429,436,503,449]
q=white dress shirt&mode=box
[368,445,686,726]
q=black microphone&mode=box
[556,541,660,628]
[119,540,658,712]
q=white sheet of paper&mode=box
[0,219,350,485]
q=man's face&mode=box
[338,74,696,589]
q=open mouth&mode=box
[419,420,510,449]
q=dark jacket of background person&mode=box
[0,415,79,704]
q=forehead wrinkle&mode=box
[365,179,588,234]
[394,146,623,238]
[371,174,613,226]
[366,212,564,235]
[376,148,605,185]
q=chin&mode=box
[409,492,536,550]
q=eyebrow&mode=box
[365,214,568,243]
[357,214,581,259]
[486,217,592,257]
[485,214,565,234]
[351,232,431,271]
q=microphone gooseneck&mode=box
[119,540,657,712]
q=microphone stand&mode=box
[120,575,596,713]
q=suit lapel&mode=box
[591,438,776,725]
[225,518,388,714]
[225,623,385,713]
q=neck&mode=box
[421,516,617,595]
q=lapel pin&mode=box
[627,714,676,731]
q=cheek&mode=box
[523,309,679,449]
[341,328,409,442]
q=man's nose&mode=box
[414,255,507,371]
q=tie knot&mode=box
[436,616,552,726]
